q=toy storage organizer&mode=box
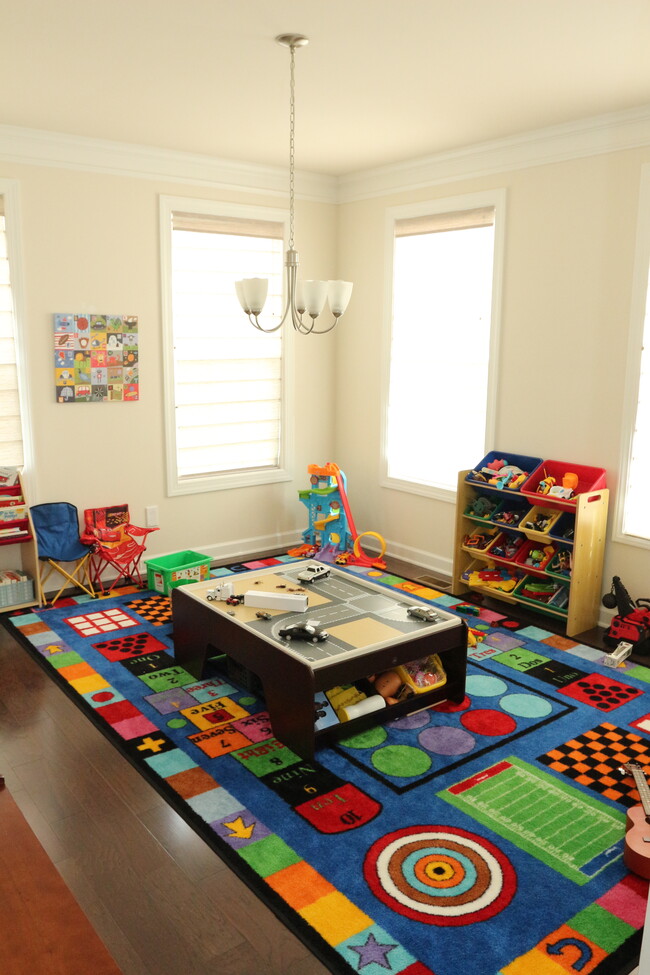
[452,454,609,637]
[0,472,39,611]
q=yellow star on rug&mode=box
[223,816,255,839]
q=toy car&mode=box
[297,563,330,583]
[278,621,329,643]
[407,605,440,623]
[255,611,272,620]
[226,594,244,606]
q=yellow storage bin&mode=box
[395,654,447,695]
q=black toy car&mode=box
[278,621,329,643]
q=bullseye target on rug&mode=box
[364,825,516,926]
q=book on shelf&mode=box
[0,569,29,583]
[0,495,25,507]
[0,467,19,487]
[0,526,27,536]
[0,506,27,522]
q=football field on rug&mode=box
[5,557,649,975]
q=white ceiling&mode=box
[4,0,650,177]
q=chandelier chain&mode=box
[289,43,296,250]
[236,33,352,334]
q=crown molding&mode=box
[0,124,338,204]
[2,105,650,206]
[339,104,650,202]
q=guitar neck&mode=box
[630,767,650,819]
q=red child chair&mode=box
[81,504,158,594]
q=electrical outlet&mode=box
[145,505,159,528]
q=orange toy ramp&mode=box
[307,462,386,568]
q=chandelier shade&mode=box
[235,34,352,335]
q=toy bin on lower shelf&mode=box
[485,531,526,563]
[461,524,499,552]
[0,569,34,607]
[514,539,557,573]
[461,559,523,595]
[548,511,576,542]
[463,494,500,521]
[146,550,211,594]
[546,546,573,580]
[491,496,530,529]
[520,506,562,537]
[514,575,569,610]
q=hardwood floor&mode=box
[0,782,123,975]
[0,623,330,975]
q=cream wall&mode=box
[2,134,650,613]
[0,159,338,565]
[335,147,650,606]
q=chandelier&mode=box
[235,34,353,335]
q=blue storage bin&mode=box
[491,496,530,528]
[466,451,544,493]
[548,511,576,543]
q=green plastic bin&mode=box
[145,550,211,594]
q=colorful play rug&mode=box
[5,555,649,975]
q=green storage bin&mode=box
[145,550,211,594]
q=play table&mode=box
[172,561,467,758]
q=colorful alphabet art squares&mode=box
[54,313,139,403]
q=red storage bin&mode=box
[521,460,606,505]
[514,539,557,573]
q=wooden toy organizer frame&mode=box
[452,470,609,637]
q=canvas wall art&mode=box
[54,314,139,403]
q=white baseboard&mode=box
[381,538,453,583]
[177,531,301,565]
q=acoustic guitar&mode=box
[622,761,650,879]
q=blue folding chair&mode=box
[30,502,95,605]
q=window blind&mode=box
[0,201,24,468]
[386,202,497,493]
[170,213,284,480]
[395,206,495,238]
[623,293,650,538]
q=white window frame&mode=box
[160,195,294,496]
[380,188,506,501]
[614,163,650,548]
[0,178,33,476]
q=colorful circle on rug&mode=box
[434,695,471,713]
[418,726,476,756]
[371,745,432,777]
[167,717,187,729]
[340,726,388,749]
[364,825,516,925]
[465,675,508,697]
[460,709,517,736]
[499,693,553,719]
[91,690,116,703]
[389,711,431,731]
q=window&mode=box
[160,197,292,495]
[618,165,650,544]
[382,190,505,498]
[0,181,31,470]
